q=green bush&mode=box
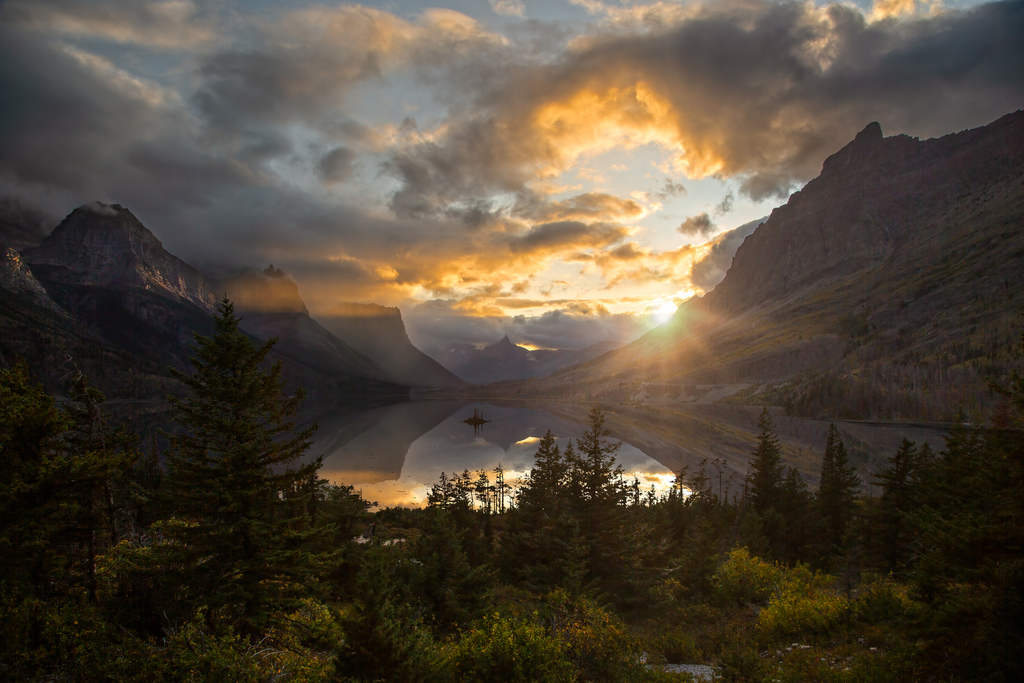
[852,576,911,625]
[711,547,782,605]
[543,590,643,680]
[446,613,574,682]
[756,565,849,638]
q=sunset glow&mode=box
[0,0,1015,358]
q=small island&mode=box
[463,407,489,430]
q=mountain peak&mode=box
[222,265,308,314]
[24,201,216,311]
[856,121,883,143]
[820,121,886,175]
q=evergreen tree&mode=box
[0,363,72,597]
[572,408,638,598]
[159,298,321,633]
[776,467,814,564]
[503,431,577,591]
[872,438,925,572]
[748,408,784,513]
[817,423,860,555]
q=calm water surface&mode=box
[312,401,675,507]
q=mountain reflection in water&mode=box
[311,401,675,507]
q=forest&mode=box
[2,300,1022,682]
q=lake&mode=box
[311,401,677,507]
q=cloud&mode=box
[512,191,645,222]
[490,0,526,18]
[194,4,508,139]
[690,217,763,291]
[678,212,715,237]
[316,147,356,184]
[715,192,734,215]
[1,0,1022,356]
[385,0,1024,206]
[507,220,629,254]
[655,178,687,201]
[1,0,215,50]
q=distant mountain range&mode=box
[437,335,620,385]
[0,202,461,414]
[500,110,1024,422]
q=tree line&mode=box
[1,299,1021,680]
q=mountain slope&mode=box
[222,267,385,383]
[4,203,406,406]
[318,303,464,389]
[519,110,1024,420]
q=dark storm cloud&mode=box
[316,147,356,184]
[690,217,763,291]
[385,0,1024,208]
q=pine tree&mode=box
[872,438,922,571]
[777,467,814,564]
[817,423,860,555]
[748,408,784,513]
[160,298,321,633]
[572,407,636,597]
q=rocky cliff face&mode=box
[25,202,217,312]
[318,302,464,389]
[709,111,1024,315]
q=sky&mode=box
[0,0,1020,357]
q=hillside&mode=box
[318,302,464,389]
[1,203,405,407]
[511,111,1024,421]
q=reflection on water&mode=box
[313,401,675,507]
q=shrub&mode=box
[445,613,574,682]
[852,576,911,625]
[711,547,782,605]
[756,565,849,638]
[543,590,642,680]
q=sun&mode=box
[652,299,678,324]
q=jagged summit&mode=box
[25,201,217,311]
[222,265,308,314]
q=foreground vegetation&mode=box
[2,300,1022,681]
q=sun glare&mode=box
[652,299,678,324]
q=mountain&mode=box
[317,302,464,389]
[0,202,405,408]
[442,335,621,385]
[20,202,220,375]
[221,266,385,385]
[26,202,217,312]
[516,111,1024,421]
